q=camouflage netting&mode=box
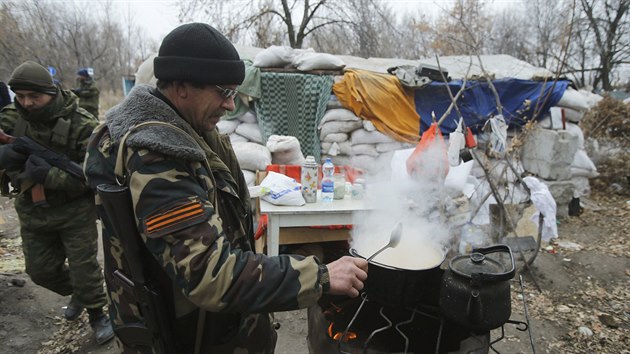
[580,96,630,194]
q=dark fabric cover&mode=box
[414,78,571,134]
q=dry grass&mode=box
[580,97,630,194]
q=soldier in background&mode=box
[72,68,100,118]
[84,22,368,353]
[0,61,113,344]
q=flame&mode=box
[328,323,357,342]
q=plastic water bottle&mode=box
[321,158,335,202]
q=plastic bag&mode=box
[447,118,465,167]
[406,122,449,180]
[484,114,507,158]
[260,171,305,206]
[523,176,557,242]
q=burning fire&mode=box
[328,322,357,342]
[323,301,358,342]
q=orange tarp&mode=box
[332,69,421,144]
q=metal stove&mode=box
[306,271,533,354]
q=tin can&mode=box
[301,155,318,203]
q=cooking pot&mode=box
[439,244,515,332]
[350,246,445,308]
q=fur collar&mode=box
[105,84,205,161]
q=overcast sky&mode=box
[106,0,520,43]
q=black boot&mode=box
[88,308,115,345]
[64,296,84,321]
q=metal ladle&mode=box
[367,222,403,262]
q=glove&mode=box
[24,155,52,184]
[0,144,28,172]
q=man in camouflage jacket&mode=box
[84,23,368,353]
[72,68,100,118]
[0,61,114,344]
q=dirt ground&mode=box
[0,183,628,354]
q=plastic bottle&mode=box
[321,158,335,202]
[333,172,346,200]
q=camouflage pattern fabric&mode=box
[0,89,106,310]
[84,85,327,353]
[19,195,106,308]
[73,79,100,118]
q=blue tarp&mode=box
[414,78,571,135]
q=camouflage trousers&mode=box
[16,195,107,309]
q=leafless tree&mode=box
[523,0,569,68]
[579,0,629,91]
[489,7,530,61]
[0,0,156,92]
[431,0,493,55]
[308,0,401,58]
[177,0,397,50]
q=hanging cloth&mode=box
[255,72,332,161]
[332,68,420,144]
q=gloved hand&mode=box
[0,144,28,172]
[24,155,52,184]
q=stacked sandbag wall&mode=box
[219,109,306,186]
[217,110,270,186]
[319,95,413,175]
[519,88,602,218]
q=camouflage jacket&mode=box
[84,85,325,353]
[73,80,99,118]
[0,89,98,213]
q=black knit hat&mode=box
[154,23,245,85]
[8,61,58,95]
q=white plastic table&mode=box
[259,194,369,257]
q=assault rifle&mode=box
[0,129,85,206]
[96,184,177,353]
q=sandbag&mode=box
[293,52,345,71]
[557,89,589,111]
[350,129,396,145]
[326,95,344,110]
[229,133,248,143]
[232,142,271,171]
[321,133,349,143]
[318,108,360,128]
[252,45,296,68]
[565,122,585,149]
[217,119,240,134]
[352,143,379,157]
[321,141,353,156]
[321,154,352,167]
[135,53,157,86]
[563,107,585,123]
[319,120,363,139]
[266,135,305,165]
[238,110,258,124]
[362,120,376,132]
[571,149,598,178]
[242,170,256,186]
[235,123,263,144]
